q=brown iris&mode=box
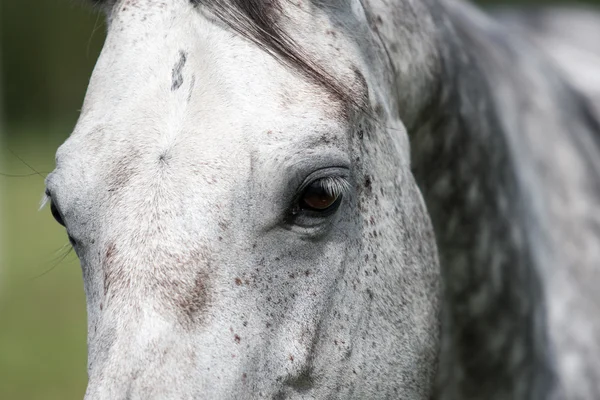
[300,182,340,211]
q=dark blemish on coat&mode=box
[171,50,187,91]
[218,220,230,230]
[158,249,214,328]
[350,66,369,103]
[364,176,372,194]
[103,242,117,296]
[235,278,243,286]
[105,242,116,262]
[187,75,196,102]
[178,270,210,322]
[107,149,141,192]
[234,334,241,344]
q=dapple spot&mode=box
[107,149,141,192]
[171,50,187,91]
[177,270,210,325]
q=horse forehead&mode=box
[89,0,363,117]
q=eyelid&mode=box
[286,167,352,220]
[295,167,351,196]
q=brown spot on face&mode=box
[105,242,116,262]
[177,270,210,323]
[104,244,214,329]
[107,149,141,193]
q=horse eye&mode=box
[300,181,341,211]
[50,202,66,227]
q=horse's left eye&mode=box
[50,201,66,227]
[300,181,341,211]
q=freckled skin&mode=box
[46,0,600,399]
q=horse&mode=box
[44,0,600,398]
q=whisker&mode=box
[30,243,76,280]
[39,194,50,211]
[5,147,48,180]
[0,172,46,178]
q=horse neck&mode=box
[402,1,600,399]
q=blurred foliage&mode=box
[0,0,598,399]
[0,125,87,399]
[2,0,105,126]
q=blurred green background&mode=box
[0,0,598,398]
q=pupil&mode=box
[302,185,336,210]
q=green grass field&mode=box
[1,123,88,399]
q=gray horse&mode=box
[44,0,600,398]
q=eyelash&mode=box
[314,176,352,199]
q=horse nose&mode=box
[84,352,187,400]
[83,309,195,400]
